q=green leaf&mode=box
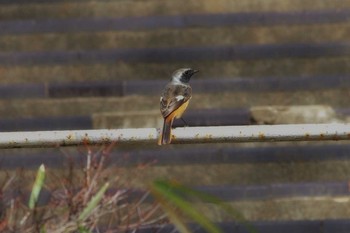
[151,180,223,233]
[78,182,109,222]
[78,225,92,233]
[28,164,46,209]
[154,180,256,233]
[155,196,192,233]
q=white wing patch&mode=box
[175,95,185,101]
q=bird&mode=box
[158,68,198,145]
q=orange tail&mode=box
[158,117,174,145]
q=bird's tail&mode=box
[158,117,173,145]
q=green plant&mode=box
[0,145,166,233]
[150,179,256,233]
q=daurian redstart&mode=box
[158,68,198,145]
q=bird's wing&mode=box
[160,84,192,118]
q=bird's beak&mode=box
[193,70,199,74]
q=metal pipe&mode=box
[0,123,349,149]
[174,123,350,143]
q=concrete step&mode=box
[0,10,349,36]
[0,105,347,131]
[0,75,348,99]
[0,108,250,131]
[1,57,350,84]
[2,142,350,168]
[1,23,349,52]
[1,43,349,66]
[0,90,348,119]
[3,142,350,188]
[0,0,348,20]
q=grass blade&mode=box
[151,187,191,233]
[151,180,223,233]
[156,180,256,233]
[78,182,109,222]
[28,164,46,209]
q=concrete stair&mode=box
[1,0,350,227]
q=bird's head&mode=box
[171,68,198,83]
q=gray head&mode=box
[171,68,198,83]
